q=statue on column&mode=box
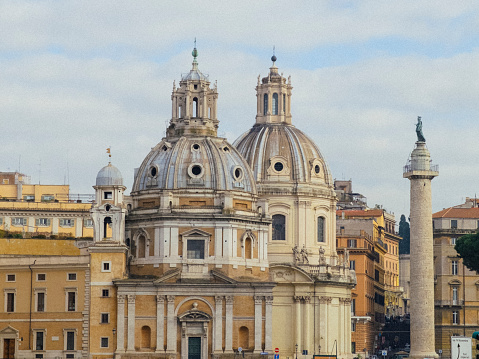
[318,247,326,265]
[292,245,301,263]
[416,116,426,142]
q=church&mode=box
[0,47,355,359]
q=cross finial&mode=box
[106,147,112,163]
[271,46,277,64]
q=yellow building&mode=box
[433,198,479,359]
[0,172,94,239]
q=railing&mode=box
[403,163,439,173]
[434,300,464,307]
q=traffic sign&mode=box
[275,348,279,353]
[238,347,243,353]
[382,350,387,356]
[274,355,279,359]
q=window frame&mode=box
[452,260,458,276]
[452,310,459,325]
[60,218,75,228]
[67,273,77,281]
[37,273,46,281]
[65,289,77,312]
[317,216,325,242]
[35,289,47,312]
[186,239,206,260]
[63,329,77,352]
[349,260,356,271]
[272,214,286,241]
[101,289,110,298]
[34,330,46,351]
[101,261,111,273]
[451,219,458,229]
[11,217,26,227]
[6,274,16,282]
[100,313,110,324]
[272,93,279,115]
[100,337,109,348]
[35,218,51,227]
[5,289,16,313]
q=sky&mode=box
[1,0,479,221]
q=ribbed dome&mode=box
[234,124,332,186]
[96,163,123,186]
[132,137,256,193]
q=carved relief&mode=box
[117,295,125,304]
[167,295,175,304]
[320,296,332,304]
[225,296,234,305]
[156,295,165,304]
[127,295,136,304]
[254,296,263,304]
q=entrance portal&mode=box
[188,337,201,359]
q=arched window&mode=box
[239,326,249,349]
[179,105,182,118]
[193,97,198,117]
[272,93,278,115]
[272,214,286,241]
[263,94,268,115]
[317,217,325,242]
[283,94,286,112]
[103,217,112,239]
[138,235,146,258]
[244,238,252,259]
[141,326,151,349]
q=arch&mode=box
[134,229,150,259]
[317,216,325,242]
[272,214,286,241]
[103,217,112,239]
[140,326,151,349]
[193,97,199,117]
[175,297,214,316]
[239,326,249,349]
[272,93,278,115]
[138,235,146,258]
[263,93,268,115]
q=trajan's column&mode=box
[403,117,439,359]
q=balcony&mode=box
[434,300,464,307]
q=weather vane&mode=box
[106,147,112,162]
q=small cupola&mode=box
[167,44,219,138]
[255,54,293,125]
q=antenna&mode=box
[38,159,42,185]
[18,155,21,173]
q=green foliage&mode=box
[455,232,479,272]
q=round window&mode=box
[150,166,157,177]
[234,167,243,180]
[162,145,168,151]
[192,144,200,150]
[274,162,284,172]
[105,204,111,212]
[314,164,320,174]
[223,147,230,152]
[191,165,202,176]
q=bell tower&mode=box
[255,54,293,125]
[91,161,126,244]
[167,45,219,138]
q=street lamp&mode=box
[295,344,298,359]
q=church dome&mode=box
[132,136,257,194]
[234,124,332,186]
[96,163,123,186]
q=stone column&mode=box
[126,295,136,352]
[156,295,164,352]
[225,296,234,352]
[264,296,273,352]
[404,140,439,359]
[303,296,311,353]
[254,296,263,353]
[294,296,302,353]
[166,295,176,352]
[116,295,125,352]
[319,297,331,352]
[214,296,223,352]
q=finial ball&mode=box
[271,55,277,63]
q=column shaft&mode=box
[116,295,125,352]
[254,296,263,353]
[127,295,135,352]
[156,295,164,352]
[166,295,176,352]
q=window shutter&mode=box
[47,219,51,226]
[23,218,27,225]
[35,219,39,226]
[60,219,64,226]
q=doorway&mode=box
[3,338,15,359]
[188,337,201,359]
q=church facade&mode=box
[0,49,355,359]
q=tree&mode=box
[398,214,410,254]
[455,232,479,272]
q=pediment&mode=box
[270,264,313,283]
[154,268,181,283]
[0,325,18,335]
[180,229,211,238]
[210,270,237,284]
[178,309,212,322]
[448,279,462,286]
